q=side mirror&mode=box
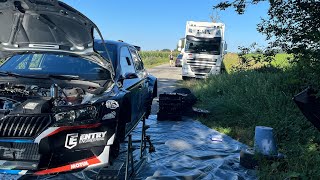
[124,72,138,79]
[177,40,182,52]
[224,42,227,51]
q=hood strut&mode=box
[7,13,23,46]
[93,25,115,81]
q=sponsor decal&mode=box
[34,157,101,175]
[23,102,38,110]
[102,111,116,120]
[65,133,78,150]
[0,170,28,175]
[0,146,25,159]
[105,100,119,109]
[70,161,89,169]
[65,132,107,149]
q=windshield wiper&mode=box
[47,74,80,80]
[0,71,80,80]
[0,71,42,78]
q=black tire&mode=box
[172,88,192,94]
[182,76,189,81]
[172,88,197,107]
[221,67,226,74]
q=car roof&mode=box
[95,39,131,48]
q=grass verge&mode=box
[183,54,320,178]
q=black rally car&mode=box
[0,0,157,175]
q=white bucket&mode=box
[254,126,278,156]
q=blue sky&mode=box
[64,0,269,52]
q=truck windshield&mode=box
[185,36,221,55]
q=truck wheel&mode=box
[221,67,226,74]
[182,76,189,81]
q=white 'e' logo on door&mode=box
[65,133,78,149]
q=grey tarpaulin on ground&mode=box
[4,115,256,180]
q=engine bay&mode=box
[0,82,94,116]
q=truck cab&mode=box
[179,21,227,79]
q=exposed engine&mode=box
[0,83,93,117]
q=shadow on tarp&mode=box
[4,115,256,180]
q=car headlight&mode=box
[54,106,98,124]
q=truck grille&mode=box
[190,66,212,74]
[0,115,51,137]
[0,142,40,161]
[193,58,217,62]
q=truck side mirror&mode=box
[223,42,228,54]
[177,40,183,52]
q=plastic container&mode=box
[254,126,278,156]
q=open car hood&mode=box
[0,0,97,54]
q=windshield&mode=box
[185,36,221,55]
[0,53,112,81]
[94,43,117,68]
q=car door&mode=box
[119,46,141,123]
[128,47,148,119]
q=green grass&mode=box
[223,53,293,72]
[184,53,320,179]
[140,51,180,69]
[223,53,239,73]
[271,53,293,69]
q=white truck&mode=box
[178,21,227,79]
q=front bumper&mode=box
[182,64,221,78]
[0,155,103,175]
[0,122,116,176]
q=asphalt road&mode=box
[147,64,182,114]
